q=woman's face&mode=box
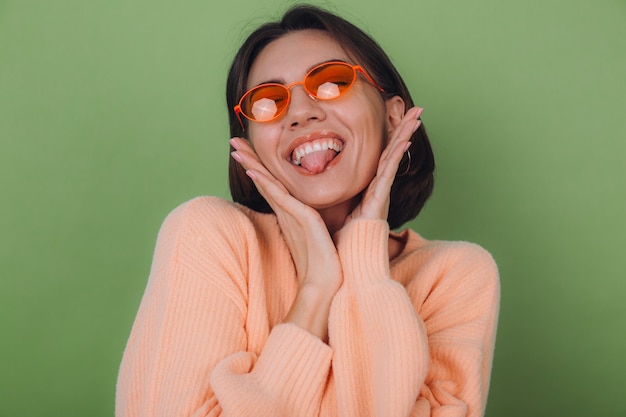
[246,29,394,214]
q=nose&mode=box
[286,85,326,129]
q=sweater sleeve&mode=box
[115,198,333,417]
[409,240,500,417]
[329,219,499,417]
[329,219,430,417]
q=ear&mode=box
[384,95,405,135]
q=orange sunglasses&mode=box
[234,61,384,129]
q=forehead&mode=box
[248,30,350,86]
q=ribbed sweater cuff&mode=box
[253,323,333,402]
[335,219,390,287]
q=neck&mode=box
[316,197,404,261]
[316,199,358,235]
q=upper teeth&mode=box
[292,139,344,166]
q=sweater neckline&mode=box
[389,227,425,266]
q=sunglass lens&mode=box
[306,64,355,100]
[243,85,289,121]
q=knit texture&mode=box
[116,197,500,417]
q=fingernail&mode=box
[231,151,242,162]
[416,107,424,118]
[229,137,239,149]
[411,119,421,133]
[245,170,257,180]
[404,141,412,152]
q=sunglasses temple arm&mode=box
[356,66,385,93]
[234,106,246,131]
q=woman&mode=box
[116,5,500,417]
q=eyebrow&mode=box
[253,58,350,87]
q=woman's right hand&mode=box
[230,137,343,341]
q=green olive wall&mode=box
[1,0,624,415]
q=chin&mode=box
[296,191,362,214]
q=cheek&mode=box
[247,126,277,158]
[360,123,388,175]
[247,131,288,180]
[381,124,390,148]
[349,94,387,138]
[356,107,388,152]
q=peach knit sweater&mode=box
[116,197,500,417]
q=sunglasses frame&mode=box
[234,61,384,129]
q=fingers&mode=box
[350,107,423,221]
[230,137,263,170]
[382,120,421,178]
[378,106,423,177]
[230,137,310,219]
[245,167,306,218]
[381,107,423,160]
[230,137,283,192]
[230,138,295,211]
[230,140,341,291]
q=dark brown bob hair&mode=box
[226,4,435,229]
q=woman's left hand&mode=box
[342,106,423,226]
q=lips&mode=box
[289,134,345,174]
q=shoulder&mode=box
[152,197,277,270]
[404,230,496,268]
[165,196,252,227]
[399,233,500,321]
[401,231,499,291]
[426,239,497,275]
[160,196,271,240]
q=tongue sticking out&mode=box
[299,149,338,174]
